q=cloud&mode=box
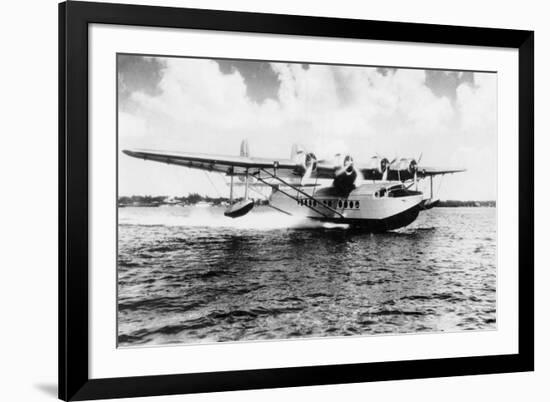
[216,60,281,103]
[118,55,165,108]
[118,56,497,200]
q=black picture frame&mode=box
[59,1,534,400]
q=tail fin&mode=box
[290,143,305,162]
[240,139,250,157]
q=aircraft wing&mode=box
[357,165,465,181]
[123,148,301,177]
[124,148,464,181]
[416,167,466,177]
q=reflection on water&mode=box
[117,206,496,346]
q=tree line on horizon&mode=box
[118,194,495,208]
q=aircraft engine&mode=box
[401,158,418,175]
[390,158,418,181]
[295,151,318,179]
[333,154,359,191]
[365,156,390,179]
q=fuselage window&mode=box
[338,200,342,208]
[355,201,360,208]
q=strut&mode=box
[254,168,345,218]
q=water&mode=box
[117,206,496,347]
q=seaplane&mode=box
[123,140,465,232]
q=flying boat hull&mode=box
[270,183,424,231]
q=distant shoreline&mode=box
[118,195,496,208]
[434,200,495,207]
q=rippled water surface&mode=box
[117,206,496,347]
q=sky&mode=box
[118,54,497,201]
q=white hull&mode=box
[269,183,424,230]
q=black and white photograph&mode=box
[0,0,543,399]
[117,54,497,347]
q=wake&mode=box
[119,206,349,231]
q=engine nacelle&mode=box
[388,158,418,181]
[333,154,359,191]
[397,158,417,173]
[294,151,318,177]
[365,156,390,179]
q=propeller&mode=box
[413,152,422,190]
[335,154,354,175]
[382,157,396,181]
[333,154,361,191]
[301,152,317,185]
[301,165,313,185]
